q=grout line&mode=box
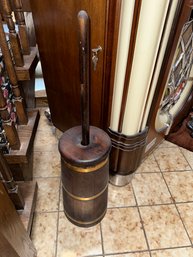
[158,168,192,173]
[131,182,152,257]
[33,175,60,180]
[136,171,162,174]
[137,169,193,174]
[150,244,193,252]
[34,210,59,214]
[104,249,150,256]
[107,203,137,209]
[161,169,192,173]
[162,173,193,246]
[103,200,193,210]
[84,254,105,257]
[153,155,193,246]
[33,149,59,153]
[54,179,62,257]
[99,223,105,257]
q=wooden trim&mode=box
[102,0,122,129]
[118,0,142,132]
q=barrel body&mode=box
[59,126,111,227]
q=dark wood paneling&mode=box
[30,0,108,131]
[103,0,122,129]
[20,0,31,12]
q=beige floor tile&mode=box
[154,148,190,172]
[159,140,178,148]
[33,151,61,178]
[177,203,193,242]
[180,148,193,169]
[108,183,136,208]
[35,178,60,212]
[31,212,58,257]
[57,212,102,257]
[34,130,58,152]
[140,205,190,249]
[132,173,173,205]
[107,253,150,257]
[164,171,193,202]
[136,154,160,173]
[151,247,193,257]
[101,208,147,254]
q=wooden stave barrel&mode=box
[59,125,111,227]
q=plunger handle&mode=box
[78,10,90,146]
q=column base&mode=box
[109,173,134,187]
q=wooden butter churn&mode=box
[58,10,111,227]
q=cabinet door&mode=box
[30,0,108,131]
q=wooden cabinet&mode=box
[145,0,193,155]
[30,0,118,131]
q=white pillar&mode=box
[122,0,170,135]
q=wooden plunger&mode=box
[58,10,111,227]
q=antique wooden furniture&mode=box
[31,0,193,186]
[0,181,37,257]
[59,11,111,227]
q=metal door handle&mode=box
[91,46,102,71]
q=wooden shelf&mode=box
[17,181,38,234]
[15,47,39,81]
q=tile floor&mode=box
[31,108,193,257]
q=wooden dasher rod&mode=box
[78,10,90,146]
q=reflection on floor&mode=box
[31,108,193,257]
